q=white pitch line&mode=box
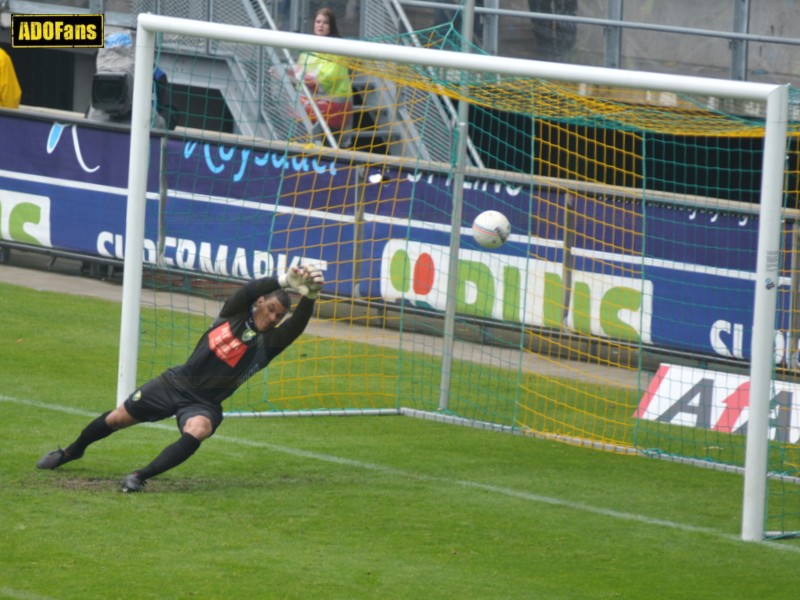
[0,587,58,600]
[5,394,799,554]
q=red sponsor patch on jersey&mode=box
[208,322,247,367]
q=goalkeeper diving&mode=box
[35,265,325,492]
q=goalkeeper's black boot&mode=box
[36,447,80,470]
[120,473,146,493]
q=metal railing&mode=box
[396,0,800,86]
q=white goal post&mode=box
[119,13,788,542]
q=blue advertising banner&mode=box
[0,112,792,363]
[0,117,136,256]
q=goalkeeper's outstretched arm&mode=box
[219,265,324,319]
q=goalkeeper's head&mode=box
[252,289,291,332]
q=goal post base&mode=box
[224,408,402,418]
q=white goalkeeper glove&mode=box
[278,265,324,299]
[299,264,324,299]
[278,266,305,290]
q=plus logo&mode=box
[381,239,652,343]
[0,190,52,247]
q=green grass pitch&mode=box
[1,281,800,599]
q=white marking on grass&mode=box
[0,587,57,600]
[7,394,800,554]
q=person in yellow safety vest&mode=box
[292,7,353,130]
[0,48,22,108]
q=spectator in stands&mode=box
[433,0,484,44]
[528,0,578,62]
[153,65,180,130]
[289,7,353,132]
[0,47,22,108]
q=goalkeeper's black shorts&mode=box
[123,376,223,434]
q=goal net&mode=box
[120,14,797,540]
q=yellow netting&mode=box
[325,25,793,139]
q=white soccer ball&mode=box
[471,210,511,249]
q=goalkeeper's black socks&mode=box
[64,410,114,461]
[135,432,202,481]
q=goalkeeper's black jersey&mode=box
[159,277,313,406]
